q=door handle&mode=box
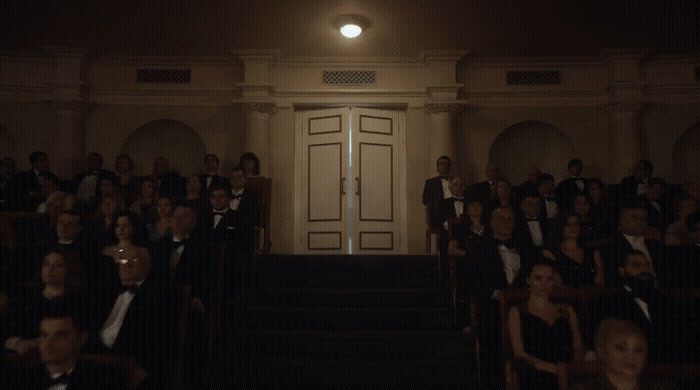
[340,177,346,195]
[355,177,360,196]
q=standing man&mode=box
[556,159,588,210]
[198,154,227,199]
[422,156,453,206]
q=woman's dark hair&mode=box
[550,209,583,249]
[108,210,148,247]
[239,152,260,176]
[525,256,557,277]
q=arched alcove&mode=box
[672,123,700,182]
[120,119,206,176]
[489,120,576,184]
[0,125,18,160]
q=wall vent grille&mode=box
[137,69,191,83]
[506,70,561,85]
[323,71,376,84]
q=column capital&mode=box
[244,102,277,116]
[424,103,465,116]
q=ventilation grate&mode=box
[323,71,376,84]
[506,70,561,85]
[137,69,191,83]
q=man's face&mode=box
[204,156,219,173]
[569,163,583,177]
[436,158,451,176]
[38,317,86,366]
[118,249,150,286]
[619,253,654,280]
[230,170,246,191]
[171,206,196,237]
[539,179,555,196]
[56,214,81,241]
[619,208,648,237]
[490,208,515,239]
[520,196,541,218]
[210,189,230,211]
[600,333,647,380]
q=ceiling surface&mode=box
[2,0,699,58]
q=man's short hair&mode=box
[209,181,232,197]
[41,302,87,333]
[437,156,451,165]
[568,159,583,169]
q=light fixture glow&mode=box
[340,24,362,38]
[333,14,371,39]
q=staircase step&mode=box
[247,287,449,308]
[223,329,470,358]
[236,307,453,330]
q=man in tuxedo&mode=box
[514,192,549,252]
[150,156,184,198]
[637,177,671,235]
[671,210,700,288]
[515,166,541,202]
[537,173,559,220]
[92,247,178,388]
[4,151,51,211]
[556,159,588,210]
[601,205,671,288]
[595,250,695,364]
[198,154,227,199]
[432,177,466,260]
[468,162,500,205]
[620,160,654,204]
[71,153,116,207]
[9,308,121,390]
[422,156,453,206]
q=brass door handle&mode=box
[355,177,360,196]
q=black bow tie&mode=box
[49,372,71,386]
[120,284,139,294]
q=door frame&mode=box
[294,105,408,254]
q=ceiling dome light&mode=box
[340,24,362,38]
[333,14,371,39]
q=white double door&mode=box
[297,107,405,254]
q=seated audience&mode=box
[4,151,51,211]
[538,173,560,220]
[484,177,516,219]
[102,211,149,265]
[515,166,541,203]
[468,162,501,205]
[114,154,138,208]
[620,160,654,204]
[9,307,121,390]
[183,174,208,219]
[573,318,680,390]
[586,178,615,237]
[544,210,604,287]
[601,205,671,288]
[515,191,550,252]
[671,210,700,288]
[595,250,695,364]
[638,177,672,236]
[449,198,486,257]
[84,194,123,248]
[665,194,698,246]
[508,258,584,390]
[90,246,177,388]
[198,154,227,198]
[150,156,184,198]
[573,193,611,244]
[4,247,85,356]
[147,196,174,243]
[129,177,158,222]
[556,158,588,210]
[239,152,261,179]
[71,153,116,209]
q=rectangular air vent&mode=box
[506,70,561,85]
[323,71,376,85]
[137,69,191,83]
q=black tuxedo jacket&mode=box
[514,213,550,251]
[90,278,178,384]
[9,359,121,390]
[3,169,43,211]
[150,235,214,301]
[600,234,671,288]
[619,175,647,203]
[422,176,451,206]
[71,169,117,197]
[469,237,532,298]
[556,177,588,209]
[595,289,692,363]
[431,196,462,231]
[198,173,228,198]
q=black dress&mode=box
[553,246,597,288]
[519,305,574,390]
